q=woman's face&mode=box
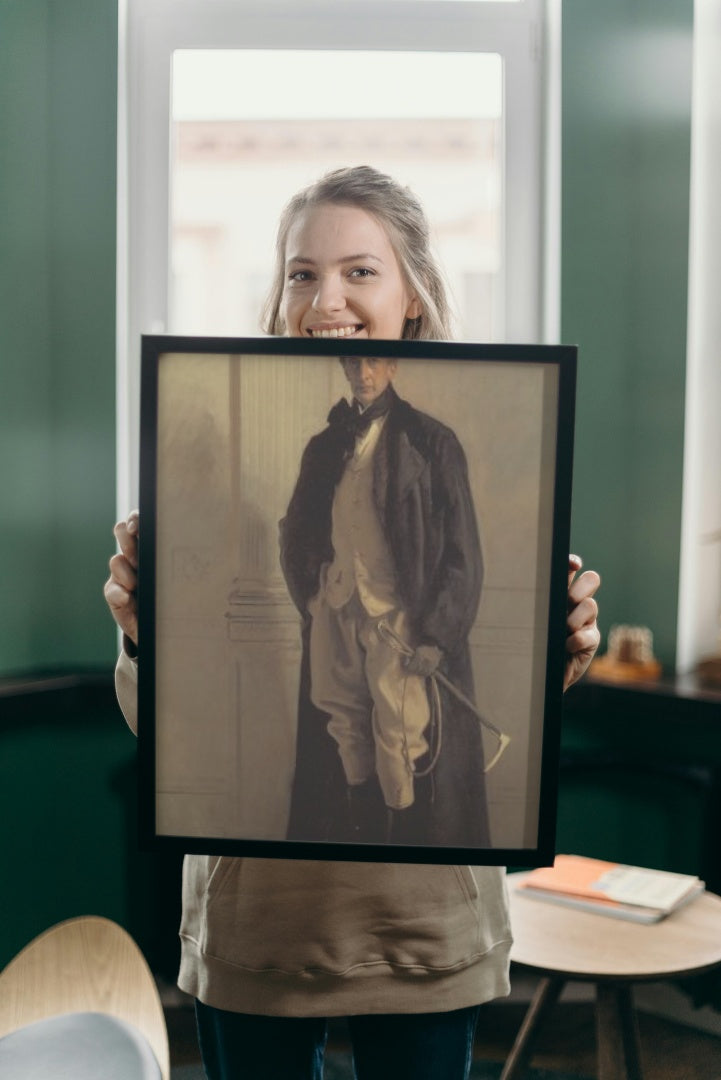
[280,203,421,343]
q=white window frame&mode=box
[677,0,721,674]
[117,0,559,512]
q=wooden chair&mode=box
[0,915,170,1079]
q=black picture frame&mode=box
[138,335,576,866]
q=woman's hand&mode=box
[564,554,601,691]
[103,510,139,646]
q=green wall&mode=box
[0,1,693,676]
[562,0,693,670]
[0,0,118,675]
[0,682,183,974]
[0,0,132,972]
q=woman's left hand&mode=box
[564,554,601,691]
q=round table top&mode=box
[508,872,721,981]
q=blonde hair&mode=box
[262,165,453,340]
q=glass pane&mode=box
[170,50,503,340]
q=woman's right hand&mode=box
[104,510,139,646]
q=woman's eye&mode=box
[288,270,313,283]
[349,267,374,279]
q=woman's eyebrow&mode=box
[286,253,384,266]
[339,253,384,265]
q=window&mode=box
[169,49,503,341]
[118,0,557,510]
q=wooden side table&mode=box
[502,873,721,1080]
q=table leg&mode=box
[596,982,643,1080]
[499,976,565,1080]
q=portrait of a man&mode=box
[143,338,573,864]
[280,354,489,849]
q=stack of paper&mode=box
[517,854,705,923]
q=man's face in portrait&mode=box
[341,356,398,407]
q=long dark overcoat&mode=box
[279,386,490,849]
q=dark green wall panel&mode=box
[562,1,693,669]
[46,2,119,667]
[0,2,55,669]
[0,683,183,976]
[0,0,118,674]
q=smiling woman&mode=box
[263,167,451,341]
[281,205,420,341]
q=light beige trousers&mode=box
[308,591,430,810]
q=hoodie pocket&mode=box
[453,864,480,906]
[180,854,241,950]
[184,857,509,976]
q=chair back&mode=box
[0,915,170,1080]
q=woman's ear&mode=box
[406,296,423,320]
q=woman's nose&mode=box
[312,274,345,314]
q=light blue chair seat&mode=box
[0,917,169,1079]
[0,1011,163,1079]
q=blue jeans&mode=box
[195,1000,481,1080]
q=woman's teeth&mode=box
[310,325,360,338]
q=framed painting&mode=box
[137,335,576,865]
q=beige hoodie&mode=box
[116,650,512,1016]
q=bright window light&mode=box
[170,50,504,341]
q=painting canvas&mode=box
[137,335,576,865]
